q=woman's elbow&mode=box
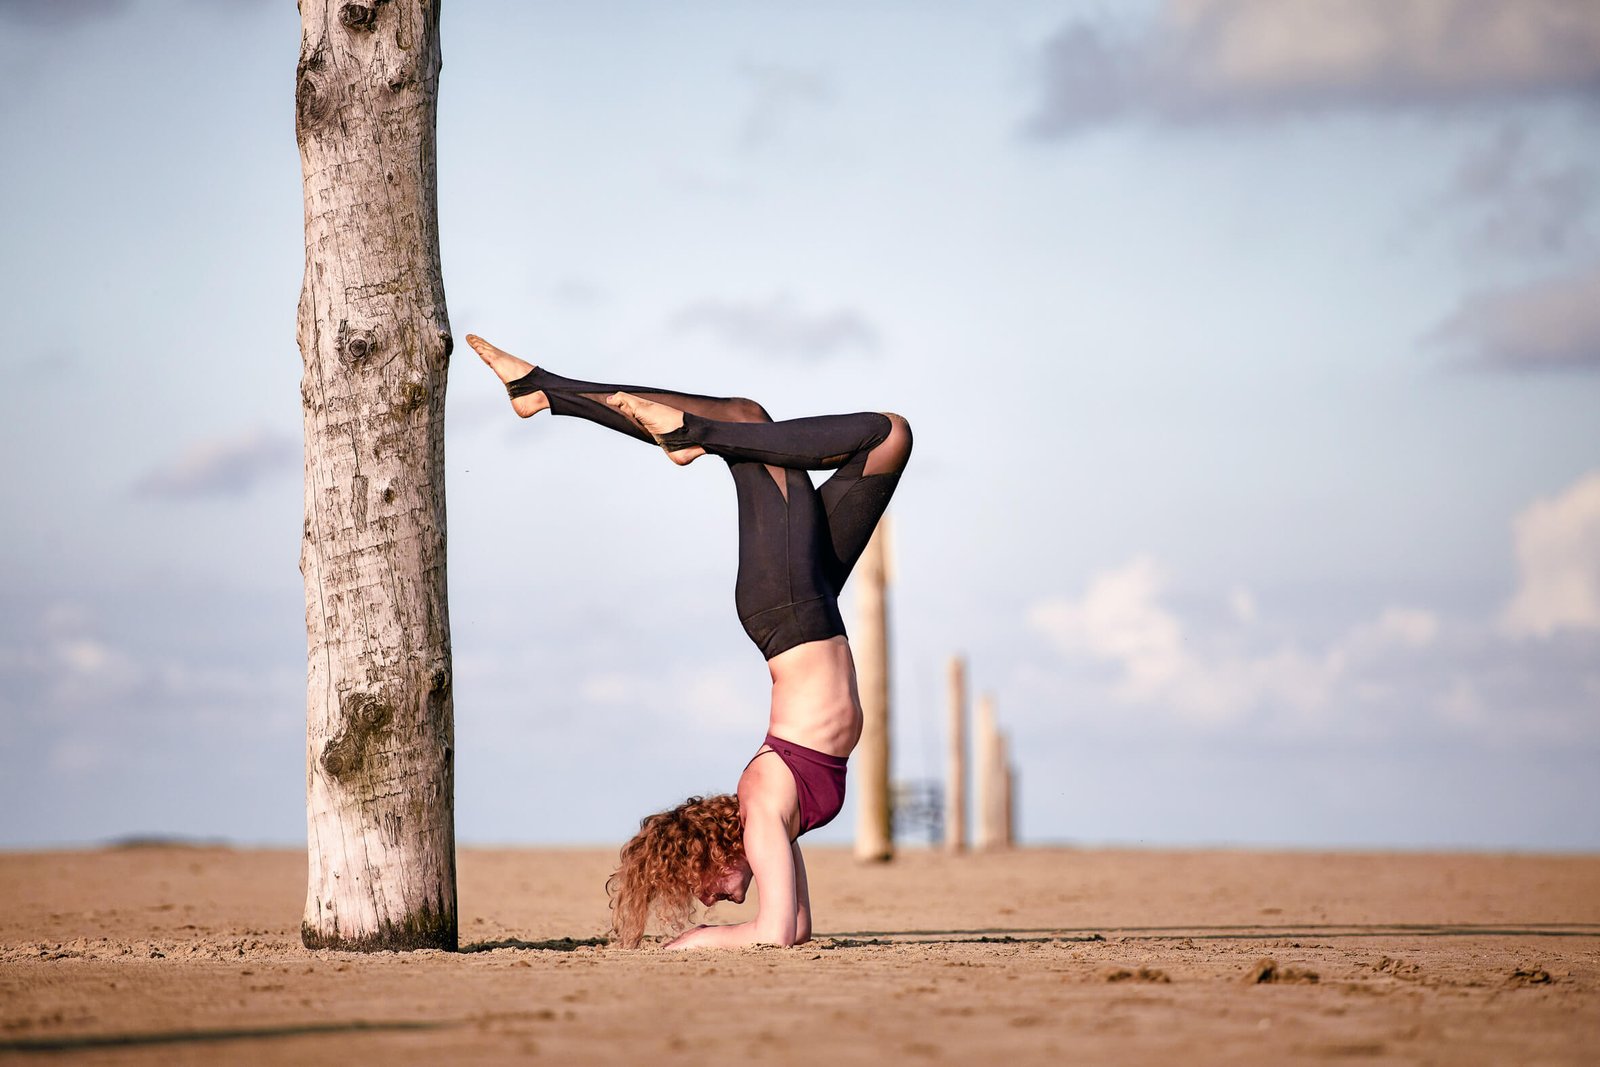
[756,918,800,947]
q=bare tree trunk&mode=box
[944,654,967,853]
[853,516,893,862]
[295,0,456,951]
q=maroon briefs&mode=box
[752,733,849,835]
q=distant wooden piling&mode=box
[1003,752,1017,848]
[974,694,1007,851]
[945,655,967,853]
[853,517,893,862]
[973,696,1015,852]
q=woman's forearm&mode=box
[665,919,801,950]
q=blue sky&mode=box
[2,0,1597,850]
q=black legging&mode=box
[508,366,913,659]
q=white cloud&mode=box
[1030,556,1441,728]
[579,673,635,705]
[0,0,127,29]
[1442,124,1598,260]
[550,278,607,307]
[135,428,297,499]
[48,738,113,775]
[1,601,297,751]
[1438,676,1488,731]
[46,630,144,708]
[1031,557,1332,724]
[1028,555,1181,689]
[670,294,880,360]
[1503,471,1600,636]
[41,602,92,639]
[737,63,830,149]
[680,667,757,733]
[1431,265,1600,372]
[1344,606,1440,653]
[55,637,117,675]
[575,662,758,736]
[1027,0,1600,136]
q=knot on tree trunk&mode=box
[426,663,451,731]
[295,43,336,137]
[396,380,429,416]
[337,319,380,367]
[322,691,395,780]
[339,1,386,32]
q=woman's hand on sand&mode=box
[664,921,794,950]
[664,925,709,950]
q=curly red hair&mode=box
[606,793,744,948]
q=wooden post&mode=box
[944,655,967,853]
[853,516,893,862]
[974,693,1000,851]
[296,0,457,950]
[1003,756,1017,848]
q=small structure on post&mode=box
[890,779,944,844]
[974,693,1011,852]
[944,654,968,853]
[853,516,893,862]
[296,0,457,950]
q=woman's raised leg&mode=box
[814,413,912,594]
[470,333,911,603]
[607,391,912,593]
[467,334,769,443]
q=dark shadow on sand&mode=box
[815,932,1107,949]
[460,936,609,953]
[814,923,1600,947]
[0,1020,446,1053]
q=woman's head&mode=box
[606,793,748,948]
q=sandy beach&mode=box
[1,845,1596,1064]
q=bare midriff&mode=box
[765,635,863,757]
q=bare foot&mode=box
[606,392,705,465]
[465,334,548,418]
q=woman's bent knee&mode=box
[867,412,912,474]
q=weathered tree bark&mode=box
[295,0,457,951]
[944,654,967,854]
[853,516,893,862]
